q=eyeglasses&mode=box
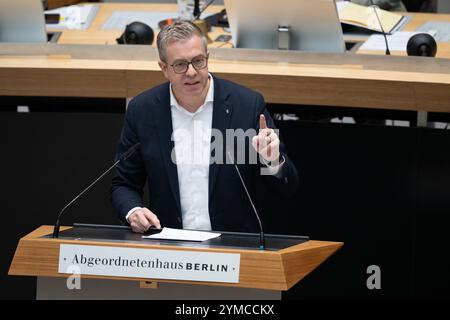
[169,54,209,74]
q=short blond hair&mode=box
[157,20,208,62]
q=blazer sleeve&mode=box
[110,100,147,224]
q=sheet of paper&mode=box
[359,31,436,51]
[45,4,99,30]
[102,11,177,31]
[142,227,221,242]
[336,1,350,12]
[417,21,450,42]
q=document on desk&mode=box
[359,31,435,51]
[417,22,450,42]
[142,227,221,242]
[102,11,177,31]
[337,1,407,33]
[45,4,99,30]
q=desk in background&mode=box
[48,3,232,48]
[47,3,450,57]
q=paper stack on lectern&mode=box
[142,228,221,242]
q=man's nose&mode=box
[185,63,197,77]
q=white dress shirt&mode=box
[169,76,214,230]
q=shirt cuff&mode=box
[125,207,142,223]
[261,155,286,176]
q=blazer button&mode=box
[283,177,288,184]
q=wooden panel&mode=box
[414,82,450,112]
[125,69,166,98]
[47,0,83,10]
[9,226,342,291]
[213,72,418,109]
[280,242,343,289]
[1,53,450,111]
[1,67,126,98]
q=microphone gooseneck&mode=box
[369,0,391,55]
[226,151,265,250]
[193,0,216,21]
[193,0,201,19]
[52,142,141,238]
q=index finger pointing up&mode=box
[259,114,267,130]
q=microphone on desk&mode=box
[52,142,141,239]
[193,0,201,19]
[188,0,216,44]
[192,0,216,21]
[369,0,391,55]
[226,151,265,250]
[407,33,437,57]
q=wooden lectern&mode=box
[9,225,342,300]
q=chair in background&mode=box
[402,0,437,12]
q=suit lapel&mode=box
[209,77,232,199]
[154,85,181,214]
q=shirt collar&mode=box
[170,74,214,115]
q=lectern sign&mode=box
[58,244,240,283]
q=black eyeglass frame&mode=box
[168,53,210,74]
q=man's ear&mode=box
[159,61,169,79]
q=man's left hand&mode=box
[252,114,280,162]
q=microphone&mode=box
[193,0,201,19]
[52,142,141,238]
[193,0,216,21]
[369,0,391,55]
[407,33,437,57]
[226,151,265,250]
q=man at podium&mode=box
[111,21,299,234]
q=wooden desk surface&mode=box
[357,13,450,57]
[51,3,232,48]
[49,3,450,57]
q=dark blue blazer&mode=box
[111,75,298,232]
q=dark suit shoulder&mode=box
[127,82,169,115]
[214,76,265,118]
